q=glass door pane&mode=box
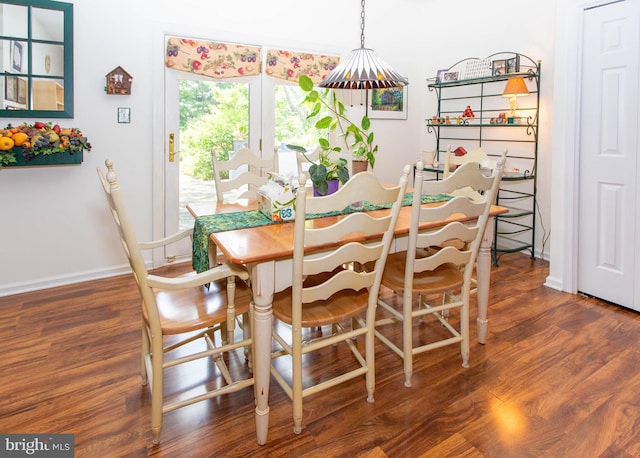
[178,79,250,230]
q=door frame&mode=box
[152,23,343,267]
[151,22,265,267]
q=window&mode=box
[1,0,73,118]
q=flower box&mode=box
[1,122,90,169]
[3,147,83,167]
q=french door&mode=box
[156,31,334,265]
[163,52,262,260]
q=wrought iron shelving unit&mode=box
[426,52,541,265]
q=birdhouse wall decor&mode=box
[105,66,133,95]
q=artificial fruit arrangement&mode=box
[0,121,91,167]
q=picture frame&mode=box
[17,78,27,105]
[435,69,459,83]
[367,86,408,120]
[11,41,23,72]
[492,59,507,76]
[507,55,520,73]
[117,107,131,123]
[464,58,492,79]
[5,76,18,102]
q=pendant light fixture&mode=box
[318,0,408,89]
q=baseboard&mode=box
[543,275,564,292]
[0,264,132,297]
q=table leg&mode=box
[249,261,274,445]
[476,216,495,344]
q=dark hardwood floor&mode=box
[2,254,640,457]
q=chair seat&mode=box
[382,251,464,295]
[148,276,251,335]
[272,273,369,328]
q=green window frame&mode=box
[1,0,73,118]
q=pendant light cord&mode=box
[360,0,366,48]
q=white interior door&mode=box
[578,0,640,309]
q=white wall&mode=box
[0,0,558,296]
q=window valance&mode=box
[265,49,340,84]
[165,36,262,78]
[164,37,339,84]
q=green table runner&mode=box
[192,192,451,273]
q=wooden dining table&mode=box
[188,197,507,445]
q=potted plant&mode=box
[286,143,349,196]
[297,75,378,175]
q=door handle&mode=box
[169,133,176,162]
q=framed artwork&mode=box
[11,41,23,72]
[118,107,131,123]
[17,78,27,105]
[464,58,492,79]
[507,55,520,73]
[436,69,459,83]
[367,86,408,120]
[5,76,18,102]
[492,59,507,76]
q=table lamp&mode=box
[502,77,529,118]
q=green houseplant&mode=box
[286,143,349,196]
[296,75,378,183]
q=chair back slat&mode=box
[212,147,273,201]
[302,269,376,303]
[303,242,385,276]
[305,171,400,214]
[304,212,392,246]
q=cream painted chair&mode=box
[270,166,410,434]
[97,159,254,444]
[443,145,495,178]
[375,152,506,387]
[443,145,502,202]
[211,147,273,202]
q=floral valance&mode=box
[165,36,262,78]
[265,49,340,84]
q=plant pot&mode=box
[313,179,339,197]
[2,148,83,168]
[352,160,368,175]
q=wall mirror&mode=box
[0,0,73,118]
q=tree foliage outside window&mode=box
[179,80,248,180]
[178,79,323,181]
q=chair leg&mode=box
[292,322,303,434]
[403,290,413,388]
[461,298,470,369]
[242,312,252,369]
[365,314,376,403]
[150,338,164,444]
[226,276,236,345]
[141,324,150,386]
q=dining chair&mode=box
[270,166,410,434]
[375,151,506,388]
[211,147,273,202]
[443,145,496,179]
[97,159,254,444]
